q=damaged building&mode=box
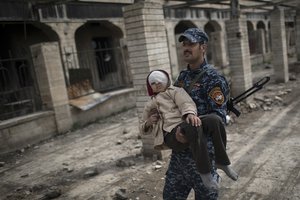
[0,0,299,156]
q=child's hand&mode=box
[146,111,160,126]
[186,114,201,127]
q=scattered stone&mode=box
[0,161,5,167]
[115,188,128,200]
[116,140,123,145]
[134,144,142,149]
[83,168,98,178]
[25,190,31,195]
[248,102,257,109]
[262,105,272,111]
[116,159,136,168]
[43,188,62,199]
[31,184,47,192]
[20,173,29,178]
[63,167,74,173]
[123,127,130,134]
[278,91,288,96]
[156,160,163,165]
[254,96,266,103]
[15,187,23,191]
[274,96,283,102]
[154,164,162,170]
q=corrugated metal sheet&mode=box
[69,92,111,111]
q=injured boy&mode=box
[141,70,238,190]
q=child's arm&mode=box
[140,100,160,133]
[172,87,200,120]
[144,108,160,132]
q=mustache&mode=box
[184,50,191,54]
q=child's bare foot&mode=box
[200,173,219,190]
[216,164,238,181]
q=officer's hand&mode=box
[186,114,201,127]
[175,126,188,143]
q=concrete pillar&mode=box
[47,22,83,85]
[296,9,300,61]
[165,21,179,80]
[257,29,266,54]
[265,29,270,53]
[30,42,73,133]
[225,16,253,97]
[123,0,171,159]
[270,7,289,83]
[211,31,228,67]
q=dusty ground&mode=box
[0,66,300,200]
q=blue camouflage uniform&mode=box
[163,62,229,200]
[163,27,230,200]
[163,61,229,200]
[174,61,229,123]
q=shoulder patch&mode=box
[209,87,224,106]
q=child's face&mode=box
[150,82,167,93]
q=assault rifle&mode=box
[227,76,270,117]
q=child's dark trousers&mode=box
[164,114,230,173]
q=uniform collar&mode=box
[187,59,207,74]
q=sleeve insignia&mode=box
[209,87,224,106]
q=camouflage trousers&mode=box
[163,136,219,200]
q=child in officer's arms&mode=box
[142,70,238,190]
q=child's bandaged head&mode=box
[148,71,168,86]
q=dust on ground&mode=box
[0,66,299,200]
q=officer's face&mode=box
[182,40,206,66]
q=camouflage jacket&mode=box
[174,60,229,123]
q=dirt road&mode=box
[0,68,299,200]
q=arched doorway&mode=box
[74,21,131,95]
[0,22,59,120]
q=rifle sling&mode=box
[186,68,208,93]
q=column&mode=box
[165,21,179,80]
[30,42,73,133]
[211,31,228,68]
[225,16,253,97]
[296,9,300,61]
[257,29,266,54]
[123,0,171,159]
[270,7,289,83]
[48,22,83,85]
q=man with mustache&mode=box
[162,28,233,199]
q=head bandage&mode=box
[148,71,168,85]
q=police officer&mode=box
[163,28,231,199]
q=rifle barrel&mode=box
[231,76,270,104]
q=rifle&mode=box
[227,76,270,117]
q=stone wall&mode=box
[0,112,56,154]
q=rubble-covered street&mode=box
[0,67,299,200]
